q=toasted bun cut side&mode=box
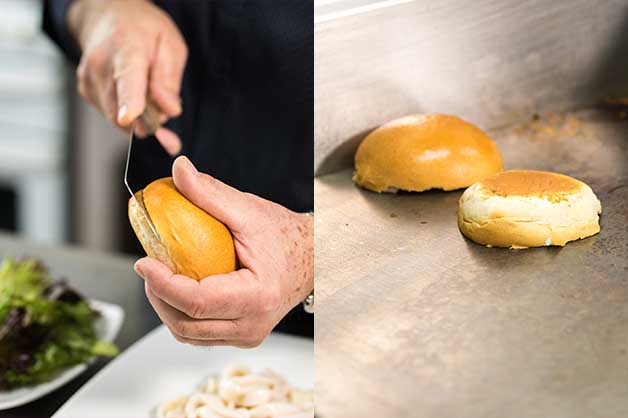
[353,113,503,193]
[128,178,237,280]
[458,170,602,249]
[128,191,175,272]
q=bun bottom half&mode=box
[458,171,602,249]
[457,210,600,249]
[128,191,176,271]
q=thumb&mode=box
[134,256,173,281]
[114,52,149,127]
[171,156,255,232]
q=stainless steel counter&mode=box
[0,233,161,418]
[315,109,628,418]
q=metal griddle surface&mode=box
[315,109,628,418]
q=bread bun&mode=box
[128,178,236,279]
[353,113,503,192]
[458,170,602,249]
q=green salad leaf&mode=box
[0,258,119,390]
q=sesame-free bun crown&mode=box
[458,170,602,249]
[353,113,503,193]
[128,178,236,280]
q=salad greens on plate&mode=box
[0,258,118,390]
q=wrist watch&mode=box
[302,290,314,314]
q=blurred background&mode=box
[0,0,141,255]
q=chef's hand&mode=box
[67,0,187,155]
[133,157,314,348]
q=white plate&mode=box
[0,300,124,410]
[52,325,314,418]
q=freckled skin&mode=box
[287,214,313,305]
[137,158,314,349]
[235,206,313,332]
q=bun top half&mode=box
[128,178,236,280]
[353,113,503,193]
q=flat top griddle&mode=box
[315,109,628,418]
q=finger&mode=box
[76,72,94,106]
[98,81,119,126]
[150,83,182,117]
[169,332,251,348]
[76,57,99,108]
[135,257,257,319]
[113,51,149,127]
[145,284,245,340]
[77,79,98,111]
[149,34,186,117]
[77,64,108,115]
[155,127,182,156]
[171,156,259,231]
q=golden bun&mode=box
[458,170,602,249]
[128,177,236,280]
[353,113,503,192]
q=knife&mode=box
[123,101,163,243]
[138,96,162,136]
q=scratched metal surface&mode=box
[315,109,628,418]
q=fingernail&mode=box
[134,261,145,279]
[117,104,128,124]
[181,156,198,176]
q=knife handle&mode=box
[139,97,162,135]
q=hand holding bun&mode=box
[353,113,503,193]
[458,170,602,249]
[128,177,236,280]
[132,157,314,348]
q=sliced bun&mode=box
[128,178,236,280]
[458,170,602,249]
[353,113,503,193]
[128,195,175,272]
